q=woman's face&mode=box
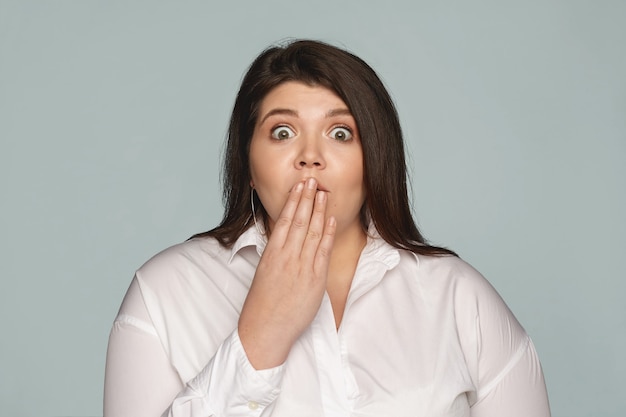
[249,81,365,236]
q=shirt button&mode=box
[248,401,259,410]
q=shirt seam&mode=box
[475,334,531,402]
[114,313,159,337]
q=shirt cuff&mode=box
[179,328,284,416]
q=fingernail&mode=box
[307,178,316,190]
[316,191,326,202]
[295,181,304,192]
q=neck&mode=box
[328,222,367,282]
[325,221,366,329]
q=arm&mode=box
[104,309,185,417]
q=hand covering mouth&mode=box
[287,179,329,193]
[304,178,329,192]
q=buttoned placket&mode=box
[311,251,398,416]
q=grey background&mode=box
[1,1,624,416]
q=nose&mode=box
[295,135,325,169]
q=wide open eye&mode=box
[271,126,296,140]
[329,126,353,142]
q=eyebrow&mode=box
[259,108,298,125]
[325,108,352,118]
[259,107,353,125]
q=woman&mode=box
[104,40,551,417]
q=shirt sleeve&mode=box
[451,261,551,417]
[104,277,283,417]
[470,336,550,417]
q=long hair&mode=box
[192,39,455,257]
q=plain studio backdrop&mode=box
[1,1,624,416]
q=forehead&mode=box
[258,81,349,114]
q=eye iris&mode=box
[278,129,290,139]
[335,130,346,140]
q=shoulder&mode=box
[418,254,529,367]
[135,237,230,288]
[392,250,538,405]
[140,237,227,271]
[122,237,255,379]
[410,253,523,335]
[410,253,494,295]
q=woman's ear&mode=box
[250,180,255,189]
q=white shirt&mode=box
[104,226,550,417]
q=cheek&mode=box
[250,160,282,195]
[258,188,284,211]
[347,159,365,194]
[250,169,287,220]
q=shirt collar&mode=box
[361,222,401,270]
[228,221,268,263]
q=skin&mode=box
[238,82,367,370]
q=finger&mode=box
[313,216,336,276]
[266,180,305,248]
[300,190,328,264]
[283,177,319,251]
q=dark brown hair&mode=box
[193,39,455,257]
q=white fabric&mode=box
[104,226,551,417]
